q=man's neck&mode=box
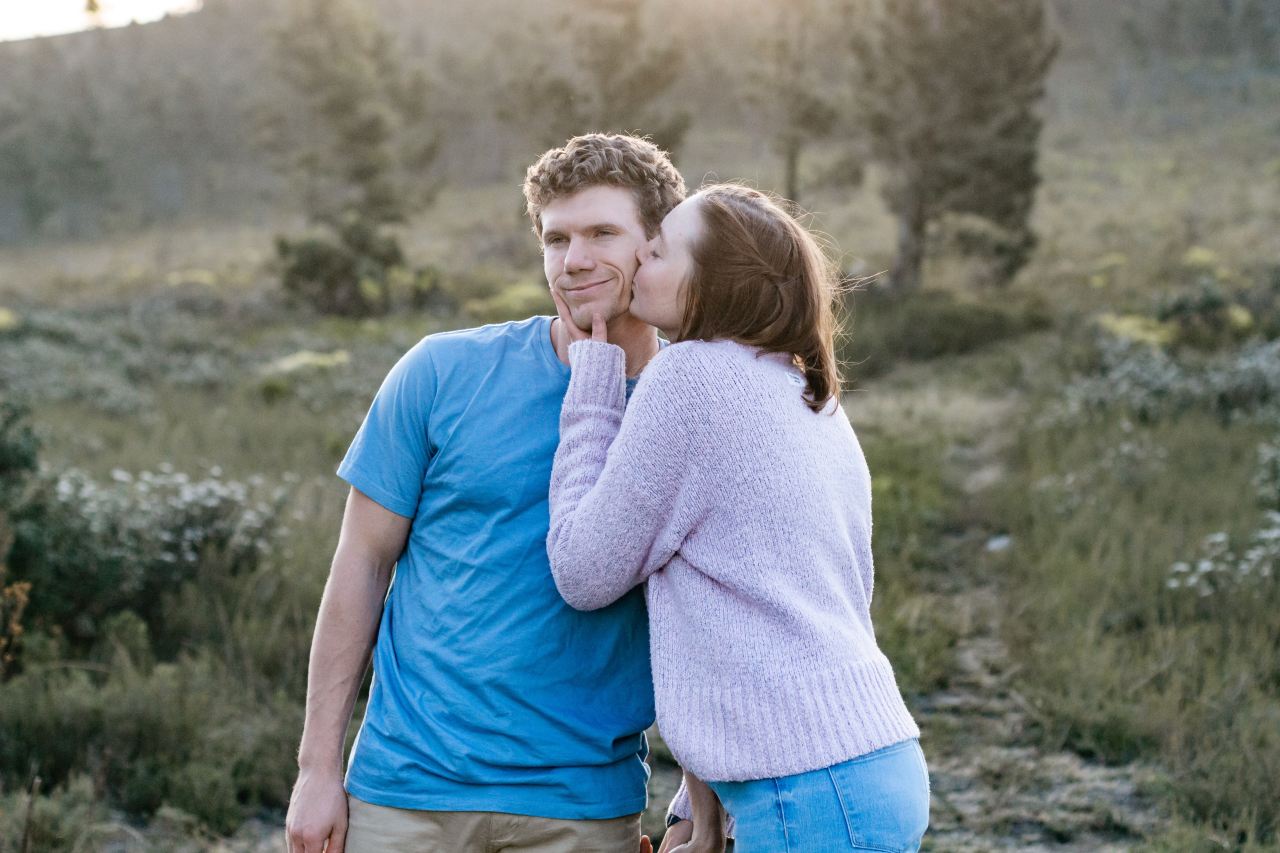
[551,316,660,378]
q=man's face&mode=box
[540,185,649,331]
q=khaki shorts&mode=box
[345,794,642,852]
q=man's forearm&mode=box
[296,550,394,772]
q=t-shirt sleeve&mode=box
[336,338,438,519]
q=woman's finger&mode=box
[591,312,608,342]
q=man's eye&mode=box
[545,237,566,246]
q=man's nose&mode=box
[564,236,594,274]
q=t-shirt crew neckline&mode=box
[539,314,670,383]
[539,315,572,379]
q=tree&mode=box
[49,82,115,239]
[747,0,842,204]
[0,68,114,239]
[270,0,442,314]
[0,101,55,234]
[848,0,1058,292]
[496,0,690,156]
[273,0,439,227]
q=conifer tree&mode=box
[497,0,690,156]
[273,0,439,228]
[749,0,841,204]
[270,0,441,314]
[849,0,1057,292]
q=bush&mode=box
[1157,279,1255,351]
[0,655,304,835]
[1051,335,1280,425]
[1,401,39,675]
[277,214,406,316]
[6,465,289,656]
[0,308,239,414]
[0,774,112,852]
[839,286,1050,384]
[934,212,1038,287]
[0,400,39,503]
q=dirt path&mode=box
[855,360,1167,851]
[915,583,1165,851]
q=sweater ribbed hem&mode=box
[655,652,920,782]
[566,340,626,411]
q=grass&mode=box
[2,58,1280,849]
[995,393,1280,842]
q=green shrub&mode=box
[6,465,289,656]
[1158,279,1255,351]
[1,401,39,674]
[0,774,111,852]
[1052,334,1280,425]
[839,287,1050,384]
[403,263,457,314]
[0,655,304,834]
[277,214,406,316]
[0,400,39,504]
[935,212,1038,287]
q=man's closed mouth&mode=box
[565,279,611,293]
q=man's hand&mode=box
[550,287,608,345]
[285,768,348,853]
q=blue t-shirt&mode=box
[337,316,654,819]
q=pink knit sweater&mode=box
[547,338,919,790]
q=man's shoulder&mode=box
[414,316,548,358]
[396,316,549,373]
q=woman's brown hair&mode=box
[679,184,842,413]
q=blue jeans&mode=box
[708,739,930,853]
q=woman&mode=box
[546,184,929,852]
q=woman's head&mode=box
[632,184,842,413]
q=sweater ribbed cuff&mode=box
[566,340,626,411]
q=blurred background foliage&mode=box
[1,0,1280,849]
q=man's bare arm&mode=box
[285,488,411,853]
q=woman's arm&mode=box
[683,769,728,852]
[666,771,735,849]
[547,339,714,610]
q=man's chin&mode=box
[565,309,596,332]
[566,303,626,331]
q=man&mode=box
[284,133,693,853]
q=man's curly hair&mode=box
[523,133,686,239]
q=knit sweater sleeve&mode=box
[547,340,714,611]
